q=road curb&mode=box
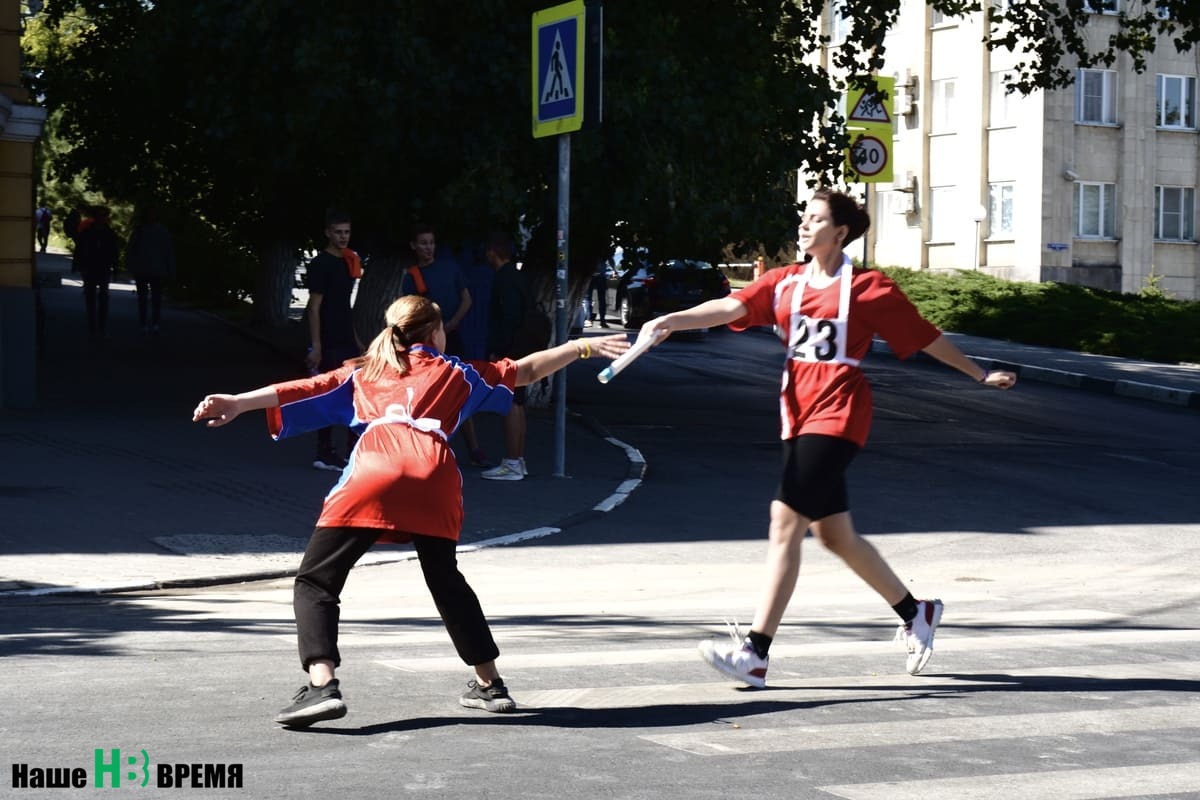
[1,407,649,599]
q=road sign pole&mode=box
[863,183,870,269]
[553,133,571,477]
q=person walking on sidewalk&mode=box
[74,205,120,340]
[34,201,51,254]
[304,209,364,471]
[481,230,532,482]
[125,205,176,335]
[638,188,1017,687]
[192,294,629,728]
[584,255,610,328]
[401,223,490,468]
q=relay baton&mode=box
[597,330,664,384]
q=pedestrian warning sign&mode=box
[532,1,586,138]
[847,80,893,124]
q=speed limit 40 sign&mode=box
[849,134,889,179]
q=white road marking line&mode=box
[511,661,1200,710]
[817,762,1200,800]
[642,704,1200,756]
[372,628,1200,672]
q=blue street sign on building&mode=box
[532,1,586,138]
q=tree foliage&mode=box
[23,0,1200,325]
[927,0,1200,94]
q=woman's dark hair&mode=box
[812,188,871,247]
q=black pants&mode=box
[135,275,164,327]
[587,274,607,321]
[82,278,110,335]
[293,527,500,670]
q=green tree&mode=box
[924,0,1200,94]
[26,0,1200,330]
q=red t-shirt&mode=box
[267,346,518,542]
[730,265,940,447]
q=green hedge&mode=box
[879,267,1200,365]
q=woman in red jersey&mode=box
[640,189,1016,687]
[193,295,628,727]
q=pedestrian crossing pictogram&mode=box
[541,30,574,104]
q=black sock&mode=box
[893,592,918,624]
[747,630,772,659]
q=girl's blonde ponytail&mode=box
[356,295,442,382]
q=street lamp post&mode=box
[971,204,987,271]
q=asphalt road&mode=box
[4,326,1199,800]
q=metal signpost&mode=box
[532,0,600,477]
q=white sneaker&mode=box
[895,598,944,675]
[481,459,526,481]
[698,623,768,688]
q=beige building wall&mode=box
[1,0,47,408]
[813,0,1199,301]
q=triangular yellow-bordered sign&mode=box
[847,81,892,124]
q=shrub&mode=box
[880,267,1200,365]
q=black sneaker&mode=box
[312,452,346,472]
[274,680,347,727]
[459,678,516,713]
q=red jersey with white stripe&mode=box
[730,263,940,447]
[266,345,517,542]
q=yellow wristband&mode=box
[577,341,591,359]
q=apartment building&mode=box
[818,0,1198,301]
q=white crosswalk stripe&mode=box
[642,703,1200,755]
[371,627,1200,672]
[817,763,1200,800]
[507,660,1200,710]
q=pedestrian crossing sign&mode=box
[532,0,586,138]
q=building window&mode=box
[827,0,851,45]
[931,78,956,132]
[1083,0,1119,13]
[988,182,1015,237]
[929,186,956,242]
[1155,186,1195,241]
[1074,182,1116,239]
[990,70,1016,127]
[1076,69,1117,124]
[1156,74,1197,129]
[931,9,947,25]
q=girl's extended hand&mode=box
[589,334,633,361]
[192,394,242,427]
[983,370,1018,389]
[638,318,673,346]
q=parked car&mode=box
[606,258,732,329]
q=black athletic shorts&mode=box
[776,434,860,521]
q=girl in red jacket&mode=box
[194,295,628,727]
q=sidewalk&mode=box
[2,252,1195,597]
[0,252,641,596]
